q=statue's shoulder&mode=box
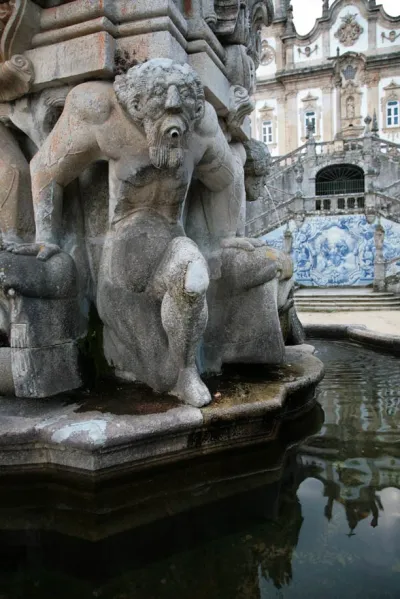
[65,81,115,125]
[194,101,219,139]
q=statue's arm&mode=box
[192,106,251,246]
[194,103,236,192]
[29,86,106,252]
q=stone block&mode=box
[12,341,82,398]
[189,52,230,113]
[26,32,115,90]
[0,348,13,396]
[10,296,82,348]
[116,31,187,65]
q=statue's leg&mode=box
[0,123,34,243]
[150,237,211,408]
[221,245,279,291]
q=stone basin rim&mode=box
[0,346,324,477]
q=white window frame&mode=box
[262,120,273,144]
[387,100,399,128]
[305,111,316,134]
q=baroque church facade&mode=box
[252,0,400,157]
[247,0,400,289]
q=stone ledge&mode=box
[0,345,324,479]
[0,403,324,540]
[304,323,400,353]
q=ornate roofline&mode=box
[278,0,400,45]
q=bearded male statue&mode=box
[7,59,239,406]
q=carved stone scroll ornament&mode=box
[226,84,254,140]
[334,13,364,47]
[225,44,256,93]
[0,53,33,101]
[0,0,40,61]
[213,0,241,37]
[0,1,13,35]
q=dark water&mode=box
[0,340,400,598]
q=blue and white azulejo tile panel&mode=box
[262,216,400,287]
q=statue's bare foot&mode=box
[171,367,211,408]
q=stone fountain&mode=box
[0,0,323,477]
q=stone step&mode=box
[295,289,391,297]
[295,296,400,302]
[296,305,400,312]
[296,304,400,310]
[295,288,400,311]
[295,296,400,304]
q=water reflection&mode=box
[302,340,400,536]
[0,340,399,598]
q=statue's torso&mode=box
[109,153,193,225]
[96,107,196,226]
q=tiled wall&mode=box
[263,216,400,287]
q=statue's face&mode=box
[114,62,204,169]
[245,175,266,202]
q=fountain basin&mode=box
[0,345,323,479]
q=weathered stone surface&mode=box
[12,341,81,398]
[0,346,324,475]
[0,0,309,416]
[0,401,324,541]
[26,31,115,89]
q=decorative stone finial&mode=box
[372,110,379,136]
[374,222,385,250]
[322,0,329,17]
[284,226,293,254]
[364,115,372,136]
[284,4,296,36]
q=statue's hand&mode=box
[6,242,61,261]
[220,237,266,252]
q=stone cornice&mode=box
[257,50,400,90]
[268,0,399,46]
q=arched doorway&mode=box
[316,164,365,196]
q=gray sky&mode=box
[292,0,399,35]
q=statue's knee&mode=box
[165,237,209,299]
[184,259,209,297]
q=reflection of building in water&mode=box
[299,453,400,533]
[297,340,400,535]
[247,456,304,591]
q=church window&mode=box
[262,120,273,144]
[387,101,399,127]
[305,111,316,133]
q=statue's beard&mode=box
[144,117,189,169]
[149,145,185,169]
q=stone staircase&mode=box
[295,288,400,312]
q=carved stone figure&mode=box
[346,96,355,119]
[186,133,303,373]
[0,0,305,408]
[243,138,271,202]
[8,59,238,407]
